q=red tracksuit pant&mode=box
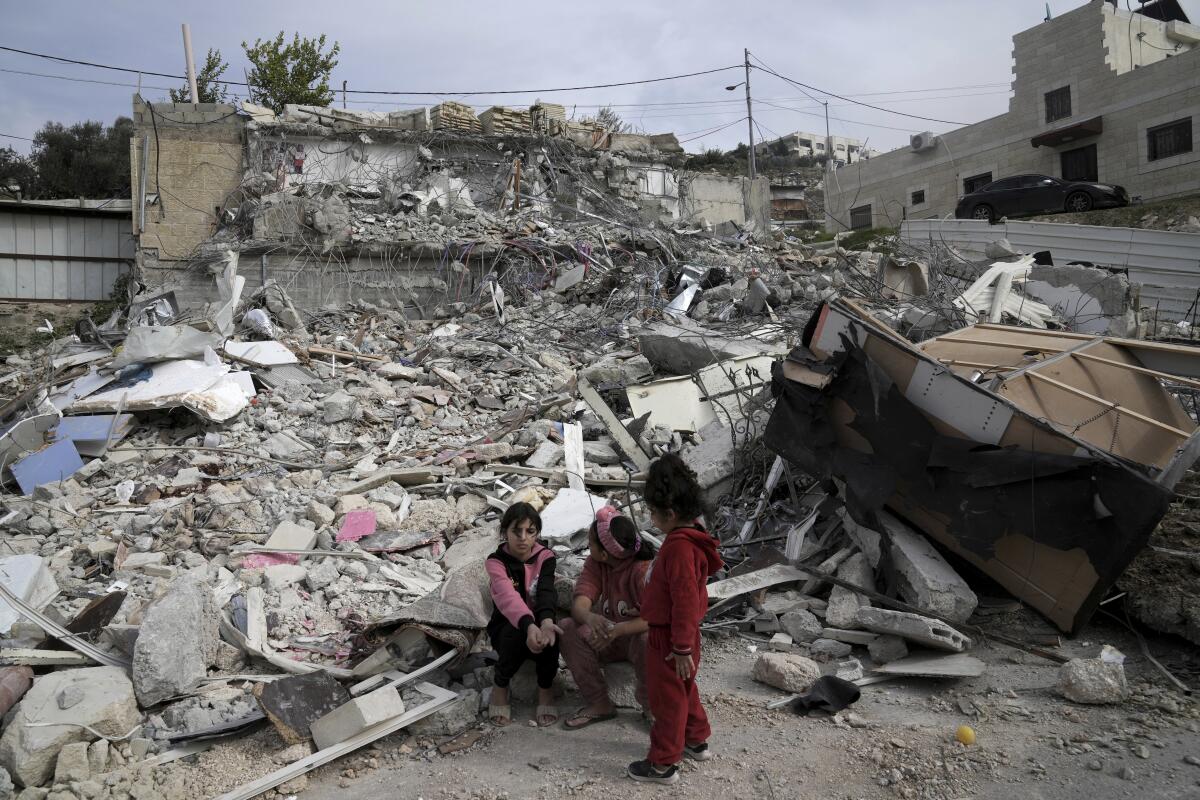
[645,626,710,766]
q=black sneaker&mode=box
[627,760,680,784]
[684,742,712,761]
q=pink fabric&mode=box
[336,510,377,542]
[241,552,298,569]
[486,544,554,630]
[595,505,638,559]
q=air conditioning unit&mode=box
[910,132,939,152]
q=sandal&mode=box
[488,703,512,727]
[535,705,559,727]
[564,708,618,730]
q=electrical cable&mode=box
[749,61,969,126]
[0,46,740,96]
[0,132,33,141]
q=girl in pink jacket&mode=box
[485,502,562,727]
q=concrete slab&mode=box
[855,608,972,653]
[879,511,977,623]
[872,653,985,678]
[311,685,406,751]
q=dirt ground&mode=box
[1036,194,1200,230]
[156,609,1200,800]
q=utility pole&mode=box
[181,24,199,104]
[342,80,348,109]
[743,48,756,180]
[823,100,832,168]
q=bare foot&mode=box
[565,701,617,729]
[536,687,557,727]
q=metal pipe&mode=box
[138,134,149,233]
[182,24,199,104]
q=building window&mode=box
[815,143,825,150]
[1061,143,1098,181]
[850,204,872,230]
[911,189,926,205]
[1045,86,1071,123]
[1148,118,1193,161]
[963,172,993,194]
[836,144,846,151]
[799,139,812,149]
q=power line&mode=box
[0,45,740,96]
[755,100,925,134]
[749,58,969,126]
[0,132,34,141]
[0,66,176,92]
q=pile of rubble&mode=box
[1,122,1198,798]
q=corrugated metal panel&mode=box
[0,210,132,301]
[901,218,1200,322]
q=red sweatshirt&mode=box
[640,526,723,656]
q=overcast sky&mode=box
[1,0,1194,156]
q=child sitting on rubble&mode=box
[627,453,723,785]
[559,505,653,730]
[485,502,562,728]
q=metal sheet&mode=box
[905,360,1013,445]
[0,209,132,301]
[901,218,1200,322]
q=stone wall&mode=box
[825,0,1200,230]
[679,174,771,231]
[130,101,244,262]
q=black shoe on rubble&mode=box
[627,759,680,784]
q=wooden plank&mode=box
[213,683,457,800]
[577,377,651,470]
[1071,350,1200,391]
[562,422,585,492]
[1023,370,1190,437]
[487,464,645,489]
[0,649,91,666]
[939,337,1065,353]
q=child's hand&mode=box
[670,652,694,680]
[587,614,615,649]
[540,619,564,647]
[526,625,546,653]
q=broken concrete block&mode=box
[751,652,821,693]
[854,608,971,653]
[409,688,480,737]
[835,658,864,682]
[0,555,58,634]
[377,363,421,381]
[263,564,309,591]
[879,512,977,623]
[525,439,563,469]
[0,666,140,787]
[582,441,619,466]
[825,552,873,629]
[120,552,167,571]
[682,421,737,502]
[307,501,336,528]
[310,685,405,751]
[132,574,219,706]
[868,635,909,664]
[53,741,90,784]
[780,610,823,643]
[322,391,361,423]
[873,653,985,678]
[753,612,780,634]
[821,628,878,646]
[255,672,352,745]
[472,442,512,461]
[808,638,853,661]
[0,767,11,799]
[603,661,641,709]
[265,521,317,553]
[1058,658,1129,705]
[769,632,794,651]
[86,739,108,775]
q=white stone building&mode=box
[825,0,1200,231]
[754,131,877,163]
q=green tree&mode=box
[243,32,340,113]
[169,48,230,104]
[769,139,791,157]
[28,117,133,199]
[0,147,37,198]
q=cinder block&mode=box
[879,511,976,623]
[310,685,406,751]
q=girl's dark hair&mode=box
[590,515,655,561]
[644,453,705,522]
[500,502,542,537]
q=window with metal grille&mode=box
[911,189,926,205]
[1045,86,1071,123]
[963,172,993,194]
[849,204,872,230]
[1148,118,1193,161]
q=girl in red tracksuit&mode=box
[628,453,723,785]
